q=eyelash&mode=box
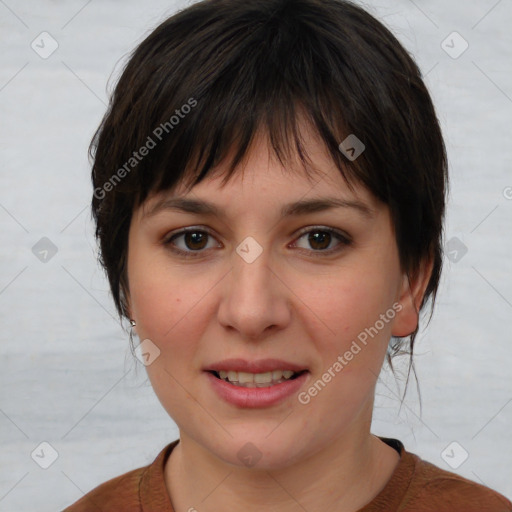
[162,226,352,259]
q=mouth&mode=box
[204,358,310,407]
[205,364,310,408]
[208,369,308,388]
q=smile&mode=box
[212,369,306,387]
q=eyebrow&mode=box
[144,196,374,220]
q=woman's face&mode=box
[126,127,426,470]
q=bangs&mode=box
[93,0,401,206]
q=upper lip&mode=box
[204,358,307,374]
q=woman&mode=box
[64,0,512,510]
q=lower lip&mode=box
[205,371,309,408]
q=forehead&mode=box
[141,125,379,218]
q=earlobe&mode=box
[125,297,137,334]
[125,298,136,333]
[391,257,434,338]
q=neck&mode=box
[165,425,400,512]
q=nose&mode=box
[217,243,291,341]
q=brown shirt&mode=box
[63,437,512,511]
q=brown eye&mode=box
[164,228,220,258]
[292,227,352,255]
[181,231,208,250]
[306,231,332,251]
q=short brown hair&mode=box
[90,0,448,375]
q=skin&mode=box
[126,123,432,512]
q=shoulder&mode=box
[404,451,512,512]
[62,465,146,512]
[62,442,177,512]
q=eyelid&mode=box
[292,225,352,244]
[162,225,220,246]
[162,226,221,260]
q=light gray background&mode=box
[1,0,511,510]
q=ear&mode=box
[126,306,138,335]
[391,256,434,337]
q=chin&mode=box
[205,430,312,471]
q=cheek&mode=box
[131,273,199,343]
[128,265,210,412]
[293,269,397,429]
[127,253,222,378]
[293,255,401,393]
[304,262,399,339]
[128,241,203,338]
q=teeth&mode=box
[217,369,299,387]
[238,371,254,384]
[254,372,272,383]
